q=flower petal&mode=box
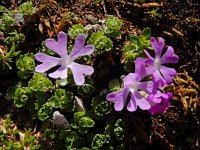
[148,96,170,114]
[70,68,84,85]
[49,66,68,79]
[114,98,126,111]
[138,81,156,93]
[45,31,67,56]
[150,37,165,57]
[134,91,151,110]
[160,66,176,85]
[161,46,179,64]
[35,53,60,63]
[106,88,125,102]
[58,31,68,46]
[135,58,148,79]
[69,62,94,85]
[145,66,156,75]
[148,91,172,114]
[69,34,94,60]
[148,91,162,103]
[127,93,137,112]
[165,92,173,99]
[70,62,94,75]
[144,50,154,65]
[123,73,138,87]
[35,62,59,73]
[127,91,151,112]
[152,97,162,104]
[113,88,129,111]
[35,53,61,73]
[70,45,94,60]
[152,69,166,87]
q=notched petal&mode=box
[35,62,58,73]
[48,66,68,79]
[150,37,164,57]
[58,31,68,44]
[127,93,137,112]
[70,34,87,59]
[123,73,138,87]
[161,46,179,64]
[35,53,60,63]
[160,66,176,84]
[45,33,67,56]
[134,91,151,110]
[70,45,94,60]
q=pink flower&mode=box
[144,37,179,87]
[106,58,156,112]
[147,91,173,114]
[35,31,94,85]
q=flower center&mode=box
[139,91,148,99]
[154,57,161,69]
[128,82,140,93]
[61,55,72,66]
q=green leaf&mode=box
[91,134,107,149]
[16,53,35,79]
[16,53,35,71]
[13,87,32,108]
[77,84,95,98]
[0,6,8,11]
[11,51,21,57]
[19,1,36,16]
[129,35,138,44]
[88,32,113,54]
[73,112,85,127]
[38,102,52,121]
[114,119,126,140]
[35,98,46,111]
[28,73,53,92]
[0,13,15,31]
[65,131,79,148]
[141,27,151,39]
[79,117,95,128]
[104,16,122,38]
[5,42,16,59]
[49,89,74,111]
[94,101,112,120]
[91,90,107,108]
[68,24,87,39]
[5,31,25,47]
[72,112,95,134]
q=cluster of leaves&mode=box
[16,53,35,79]
[7,69,130,149]
[68,24,88,39]
[68,16,122,54]
[123,27,152,71]
[53,112,128,149]
[0,1,36,42]
[0,1,36,75]
[7,73,76,121]
[0,115,40,149]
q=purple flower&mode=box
[147,91,173,114]
[144,37,179,87]
[106,58,156,112]
[35,31,94,85]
